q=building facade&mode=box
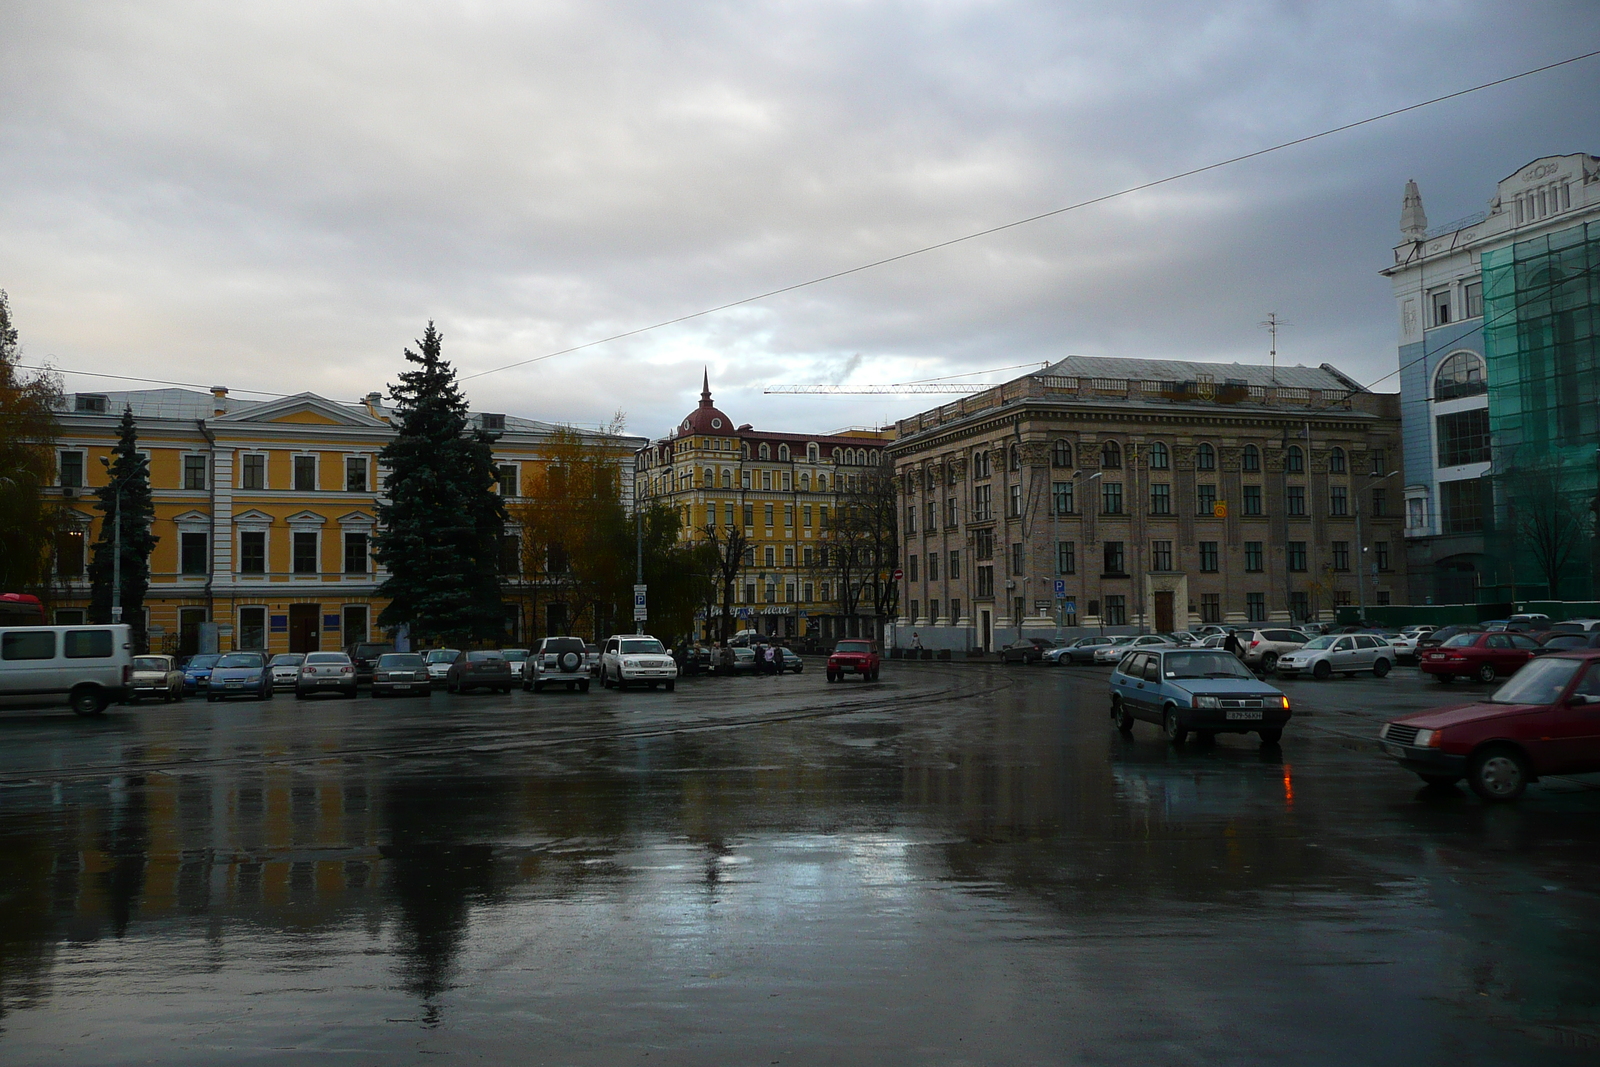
[634,374,894,642]
[1381,152,1600,603]
[45,386,640,655]
[887,357,1405,651]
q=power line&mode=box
[15,364,290,398]
[458,48,1600,383]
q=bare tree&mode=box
[695,520,750,643]
[818,457,900,634]
[1510,458,1590,600]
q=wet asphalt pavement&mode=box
[3,661,1600,1065]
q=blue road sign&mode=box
[1052,579,1067,597]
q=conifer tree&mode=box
[374,323,507,644]
[88,406,157,648]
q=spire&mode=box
[700,367,713,407]
[1401,178,1428,241]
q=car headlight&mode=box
[1194,695,1219,708]
[1412,728,1440,747]
[623,658,640,668]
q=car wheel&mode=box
[295,689,306,700]
[1260,651,1279,673]
[1312,661,1332,680]
[1467,745,1530,802]
[1258,728,1283,745]
[258,685,270,701]
[1162,705,1188,746]
[1373,658,1391,678]
[1476,663,1497,684]
[70,686,105,717]
[207,694,220,703]
[1418,773,1461,789]
[1434,673,1452,684]
[1111,697,1134,734]
[665,680,675,692]
[346,687,358,699]
[826,671,837,682]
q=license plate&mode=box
[1225,710,1263,721]
[1429,653,1446,660]
[392,684,412,689]
[1383,743,1405,757]
[226,683,242,688]
[320,678,340,685]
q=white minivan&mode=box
[0,624,134,715]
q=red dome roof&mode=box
[679,370,733,435]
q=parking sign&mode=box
[1052,579,1066,597]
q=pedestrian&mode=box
[912,632,923,650]
[764,644,778,675]
[1223,629,1244,659]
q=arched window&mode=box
[1286,446,1303,473]
[1329,447,1346,474]
[818,473,828,491]
[807,443,819,462]
[801,473,810,490]
[759,443,771,461]
[832,447,842,463]
[703,467,713,486]
[1148,442,1169,470]
[1052,439,1071,468]
[1196,443,1216,471]
[1242,445,1261,472]
[778,444,790,461]
[1435,350,1488,400]
[722,469,732,488]
[742,443,751,460]
[1101,440,1122,470]
[1009,444,1020,472]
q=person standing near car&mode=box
[1223,630,1244,659]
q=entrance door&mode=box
[1154,591,1175,634]
[980,610,992,652]
[178,608,207,658]
[289,603,321,653]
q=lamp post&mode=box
[1354,469,1400,624]
[98,455,123,624]
[1076,469,1104,631]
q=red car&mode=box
[1380,650,1600,800]
[826,639,880,682]
[1418,631,1541,684]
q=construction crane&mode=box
[764,361,1050,395]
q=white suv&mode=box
[598,634,678,691]
[528,636,592,693]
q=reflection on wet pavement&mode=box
[2,664,1598,1063]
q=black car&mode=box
[446,650,514,694]
[344,641,396,685]
[1416,624,1484,654]
[1000,638,1057,664]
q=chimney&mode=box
[210,385,229,415]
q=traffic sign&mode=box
[892,569,904,581]
[633,583,647,621]
[1052,579,1066,597]
[1213,502,1228,518]
[1063,599,1076,614]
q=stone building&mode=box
[886,356,1404,651]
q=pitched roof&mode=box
[1035,355,1362,393]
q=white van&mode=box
[0,624,134,715]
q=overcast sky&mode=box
[2,1,1595,440]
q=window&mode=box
[1148,442,1169,470]
[1329,447,1346,474]
[1286,485,1306,516]
[238,606,267,651]
[1244,541,1263,572]
[778,444,790,462]
[1289,592,1309,621]
[1436,408,1491,466]
[945,497,957,527]
[925,501,936,530]
[241,453,266,489]
[1330,485,1348,516]
[1371,488,1388,517]
[928,553,939,581]
[292,531,318,574]
[1101,481,1123,514]
[1370,450,1385,476]
[1150,483,1171,515]
[1408,497,1426,530]
[1374,541,1391,571]
[1287,541,1307,572]
[180,532,208,575]
[973,484,992,520]
[905,505,917,534]
[59,451,84,488]
[183,454,207,491]
[1375,590,1391,606]
[1246,593,1266,622]
[1008,445,1020,472]
[293,455,316,491]
[2,631,55,660]
[909,555,919,582]
[1243,485,1262,515]
[56,528,84,577]
[743,582,755,603]
[1463,280,1483,319]
[1242,445,1261,472]
[928,599,939,620]
[741,470,752,490]
[784,505,794,528]
[1103,541,1125,575]
[976,565,995,597]
[1104,595,1126,626]
[762,471,772,491]
[819,505,829,528]
[1332,541,1349,570]
[951,598,962,621]
[1440,477,1488,534]
[348,457,370,493]
[1008,484,1021,518]
[1196,443,1216,471]
[763,503,774,527]
[1199,541,1218,572]
[1057,541,1075,574]
[804,582,815,603]
[74,394,108,413]
[1052,440,1072,468]
[803,545,813,566]
[480,413,505,432]
[975,528,993,560]
[1010,542,1024,576]
[1286,445,1304,473]
[973,449,991,478]
[804,504,813,529]
[63,630,113,658]
[949,550,960,579]
[742,503,754,527]
[344,531,368,574]
[1431,289,1452,326]
[909,600,920,620]
[1196,483,1217,515]
[1200,593,1221,623]
[1100,441,1122,469]
[759,443,770,461]
[1052,481,1074,514]
[764,546,775,567]
[240,531,266,574]
[1151,540,1173,571]
[342,605,369,645]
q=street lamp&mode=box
[98,455,123,624]
[1354,469,1401,623]
[1073,470,1104,633]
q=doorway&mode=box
[289,603,320,653]
[1154,590,1175,633]
[979,609,991,652]
[178,607,207,658]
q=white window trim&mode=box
[180,451,210,492]
[343,453,372,493]
[292,452,320,492]
[57,448,86,488]
[239,451,270,490]
[237,605,268,648]
[237,527,270,576]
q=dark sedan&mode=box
[446,650,514,694]
[1000,638,1057,664]
[373,652,430,697]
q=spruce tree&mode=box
[374,323,507,644]
[88,406,157,649]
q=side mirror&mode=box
[1569,693,1594,705]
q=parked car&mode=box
[372,652,429,697]
[1094,634,1176,665]
[726,646,758,673]
[208,652,270,702]
[501,648,531,680]
[1419,631,1541,684]
[447,650,515,694]
[0,624,133,716]
[584,643,601,676]
[182,653,222,695]
[1274,634,1395,679]
[424,648,461,686]
[1044,636,1114,664]
[1416,624,1482,654]
[128,654,184,703]
[268,653,305,690]
[344,641,396,686]
[1548,618,1600,634]
[527,636,591,693]
[826,639,880,682]
[1538,631,1600,653]
[1379,651,1600,800]
[1507,613,1553,632]
[1000,638,1056,664]
[1109,646,1292,745]
[1385,632,1421,662]
[295,651,357,699]
[1234,628,1311,672]
[598,634,678,690]
[780,647,804,673]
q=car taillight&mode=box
[340,666,354,674]
[1250,639,1260,647]
[122,664,132,684]
[303,667,315,674]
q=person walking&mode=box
[912,632,923,650]
[1223,630,1244,659]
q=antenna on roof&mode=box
[1258,313,1292,383]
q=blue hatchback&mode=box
[182,653,222,694]
[206,652,270,702]
[1108,646,1291,745]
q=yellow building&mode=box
[635,374,893,642]
[47,386,640,655]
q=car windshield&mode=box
[187,655,220,669]
[269,654,304,666]
[1442,634,1477,648]
[621,639,666,654]
[1490,657,1583,705]
[426,650,459,663]
[1301,636,1337,650]
[467,651,504,662]
[1163,652,1256,680]
[836,641,872,654]
[134,657,168,670]
[306,653,348,664]
[502,650,529,661]
[377,654,426,668]
[217,653,263,668]
[543,638,584,653]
